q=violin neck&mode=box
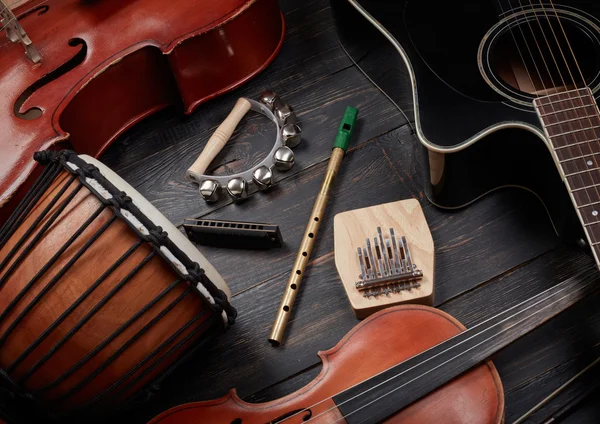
[332,266,600,424]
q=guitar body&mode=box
[0,0,284,219]
[332,0,600,241]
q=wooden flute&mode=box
[268,106,359,346]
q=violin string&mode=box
[277,274,585,423]
[304,4,600,422]
[291,7,600,420]
[323,285,588,424]
[1,0,49,33]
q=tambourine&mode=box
[185,91,302,202]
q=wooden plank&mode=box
[117,134,580,423]
[100,64,404,225]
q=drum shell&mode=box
[0,156,228,419]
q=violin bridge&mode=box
[0,0,41,63]
[355,227,423,298]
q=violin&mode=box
[148,267,599,424]
[0,0,284,219]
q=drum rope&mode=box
[0,150,236,420]
[0,206,112,345]
[7,240,145,374]
[95,313,216,411]
[0,160,61,247]
[22,251,159,389]
[0,176,80,288]
[53,283,191,405]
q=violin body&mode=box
[0,0,284,218]
[149,305,504,424]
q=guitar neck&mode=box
[534,87,600,267]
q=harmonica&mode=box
[183,219,283,249]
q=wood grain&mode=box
[94,1,600,423]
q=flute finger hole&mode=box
[314,217,319,222]
[308,233,314,238]
[283,305,290,312]
[296,270,301,275]
[302,252,307,257]
[291,284,297,290]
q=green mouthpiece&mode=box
[333,106,359,152]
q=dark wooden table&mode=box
[103,1,600,423]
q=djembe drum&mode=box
[0,151,235,423]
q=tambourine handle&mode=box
[186,98,252,180]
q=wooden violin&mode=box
[0,0,284,219]
[148,267,599,424]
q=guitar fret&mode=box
[545,114,599,126]
[534,93,592,106]
[544,87,590,98]
[570,183,600,193]
[551,125,600,138]
[565,167,600,177]
[535,87,600,264]
[577,200,600,208]
[553,138,600,150]
[559,153,598,163]
[539,103,596,117]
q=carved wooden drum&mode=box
[0,151,235,422]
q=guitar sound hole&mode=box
[14,38,87,120]
[489,13,599,96]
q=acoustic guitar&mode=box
[332,0,600,267]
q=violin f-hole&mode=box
[14,38,87,120]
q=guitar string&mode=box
[316,2,600,421]
[516,1,595,183]
[530,0,600,239]
[276,271,586,423]
[280,3,599,422]
[547,0,589,87]
[1,0,597,421]
[493,0,538,93]
[307,275,593,423]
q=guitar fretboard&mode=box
[534,87,600,267]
